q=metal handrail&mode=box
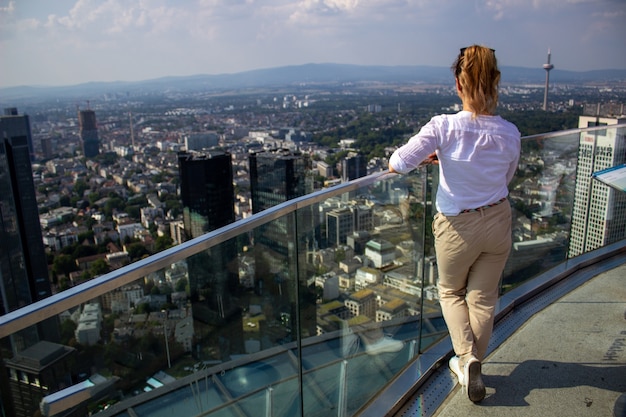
[0,170,391,338]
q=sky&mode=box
[1,0,625,88]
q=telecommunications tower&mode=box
[542,49,554,111]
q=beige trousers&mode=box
[433,201,512,362]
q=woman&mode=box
[388,45,520,402]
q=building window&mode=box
[19,371,28,384]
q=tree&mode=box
[104,197,125,217]
[53,254,78,276]
[88,192,100,206]
[73,245,97,259]
[127,242,149,261]
[164,199,182,218]
[58,276,71,291]
[74,179,90,197]
[175,278,188,293]
[60,319,77,345]
[155,235,173,252]
[78,230,95,243]
[90,259,110,277]
[125,205,140,219]
[135,302,151,314]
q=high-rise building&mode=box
[3,108,34,161]
[341,153,367,182]
[250,149,311,213]
[568,114,626,258]
[1,111,60,417]
[249,149,317,338]
[249,148,316,262]
[178,151,235,239]
[4,341,75,417]
[327,208,354,246]
[177,151,242,358]
[78,109,99,158]
[341,153,368,201]
[0,117,56,340]
[40,137,54,159]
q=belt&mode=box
[460,197,507,214]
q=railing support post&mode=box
[265,386,274,417]
[408,339,417,360]
[338,360,348,417]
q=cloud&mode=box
[1,0,625,87]
[0,0,15,14]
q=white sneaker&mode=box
[365,336,404,355]
[448,356,465,385]
[464,357,486,402]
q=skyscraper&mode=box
[3,108,34,161]
[177,151,241,358]
[1,111,60,417]
[341,152,368,201]
[568,114,626,258]
[0,114,55,341]
[178,151,235,239]
[78,109,99,158]
[249,149,315,264]
[250,149,311,213]
[249,149,317,338]
[341,152,367,182]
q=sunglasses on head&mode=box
[460,47,496,55]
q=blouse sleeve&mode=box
[389,118,439,174]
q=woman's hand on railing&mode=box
[420,152,439,166]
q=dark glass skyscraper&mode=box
[78,109,99,158]
[249,149,317,339]
[178,151,242,358]
[0,114,54,330]
[1,110,59,417]
[341,152,368,182]
[249,148,311,213]
[3,108,34,161]
[178,151,235,239]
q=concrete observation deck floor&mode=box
[396,260,626,417]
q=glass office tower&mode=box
[178,151,242,359]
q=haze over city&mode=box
[1,0,626,89]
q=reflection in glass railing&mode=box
[1,124,625,417]
[501,131,581,292]
[502,123,626,293]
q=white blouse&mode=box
[389,111,521,216]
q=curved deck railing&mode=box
[1,123,625,417]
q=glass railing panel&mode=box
[3,124,625,417]
[0,167,443,417]
[567,124,626,258]
[501,123,626,293]
[0,231,288,417]
[297,169,436,416]
[501,130,582,292]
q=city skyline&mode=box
[1,0,625,89]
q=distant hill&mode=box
[1,63,625,102]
